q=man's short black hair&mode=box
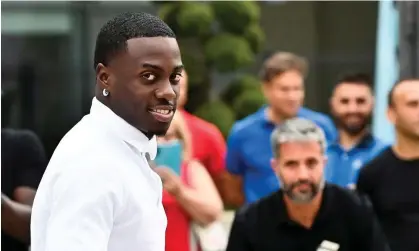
[387,78,419,107]
[93,12,176,69]
[336,72,372,88]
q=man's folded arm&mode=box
[43,167,124,251]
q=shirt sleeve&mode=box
[226,125,245,175]
[205,126,227,177]
[44,165,124,251]
[13,130,47,189]
[226,212,253,251]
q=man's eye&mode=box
[171,73,182,82]
[142,73,156,81]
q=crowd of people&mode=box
[1,11,419,251]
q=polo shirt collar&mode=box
[258,106,276,127]
[259,106,306,127]
[330,131,375,150]
[356,132,375,148]
[90,98,157,160]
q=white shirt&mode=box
[30,98,167,251]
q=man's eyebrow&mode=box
[142,63,163,71]
[174,65,184,71]
[141,63,184,72]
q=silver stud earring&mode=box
[102,89,109,97]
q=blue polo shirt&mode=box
[325,134,388,187]
[226,106,337,203]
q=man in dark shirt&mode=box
[226,118,389,251]
[1,129,47,251]
[357,79,419,251]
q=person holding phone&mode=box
[153,112,224,251]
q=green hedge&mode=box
[233,90,266,120]
[194,100,236,138]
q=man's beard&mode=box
[280,177,325,204]
[334,113,371,136]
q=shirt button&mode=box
[343,153,349,160]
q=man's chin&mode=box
[150,128,169,137]
[149,124,171,137]
[344,125,367,136]
[286,191,315,204]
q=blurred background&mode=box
[3,1,417,158]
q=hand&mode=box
[154,167,183,196]
[1,192,9,208]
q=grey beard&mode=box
[279,176,326,204]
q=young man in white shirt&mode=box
[30,12,183,251]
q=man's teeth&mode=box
[151,109,171,115]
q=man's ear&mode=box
[387,106,396,125]
[96,63,111,91]
[261,82,270,98]
[271,158,277,171]
[323,155,328,165]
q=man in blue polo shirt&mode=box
[326,72,388,188]
[226,52,337,204]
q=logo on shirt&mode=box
[352,159,363,170]
[317,240,340,251]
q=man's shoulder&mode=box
[50,121,121,171]
[298,107,337,141]
[47,145,126,189]
[327,184,373,215]
[235,192,278,224]
[362,146,392,171]
[370,137,390,154]
[230,110,265,136]
[298,107,333,125]
[328,184,369,204]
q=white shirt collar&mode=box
[90,97,157,160]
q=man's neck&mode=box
[267,107,291,124]
[393,133,419,159]
[94,95,154,140]
[338,129,368,150]
[283,193,322,229]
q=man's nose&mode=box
[287,90,302,103]
[296,165,310,179]
[347,101,358,113]
[155,82,176,102]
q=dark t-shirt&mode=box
[1,129,47,251]
[357,147,419,251]
[226,184,390,251]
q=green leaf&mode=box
[194,100,236,138]
[176,2,214,38]
[221,74,260,106]
[211,1,260,34]
[205,33,254,73]
[233,89,266,120]
[244,23,265,53]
